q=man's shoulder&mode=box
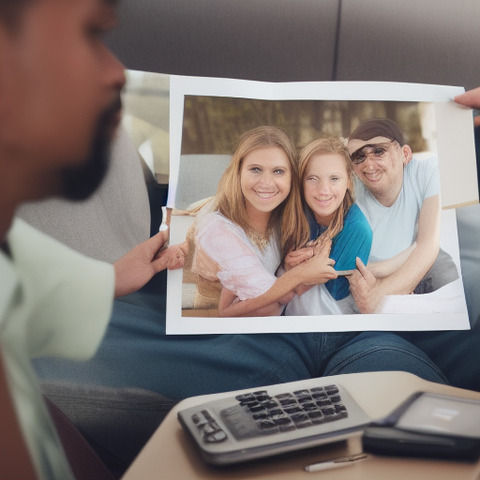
[405,155,440,196]
[8,218,63,254]
[407,154,439,174]
[8,217,111,280]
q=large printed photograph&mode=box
[165,78,477,334]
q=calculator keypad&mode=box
[189,384,348,443]
[234,384,348,435]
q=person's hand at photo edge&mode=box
[114,230,183,298]
[455,87,480,126]
[156,241,188,271]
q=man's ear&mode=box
[402,144,413,167]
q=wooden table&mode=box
[122,371,480,480]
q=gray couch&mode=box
[18,0,480,477]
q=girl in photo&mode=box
[285,137,372,315]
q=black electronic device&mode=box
[362,392,480,461]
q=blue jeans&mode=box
[34,271,455,476]
[34,273,448,397]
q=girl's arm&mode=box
[218,287,292,317]
[219,241,337,317]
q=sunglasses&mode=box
[350,140,398,165]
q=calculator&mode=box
[177,379,372,465]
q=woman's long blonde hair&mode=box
[214,126,308,259]
[298,137,355,241]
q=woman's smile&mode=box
[254,189,279,200]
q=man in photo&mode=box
[347,118,459,313]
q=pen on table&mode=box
[304,453,368,473]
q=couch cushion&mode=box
[17,127,150,264]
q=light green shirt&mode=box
[0,218,114,480]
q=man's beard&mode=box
[60,96,122,201]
